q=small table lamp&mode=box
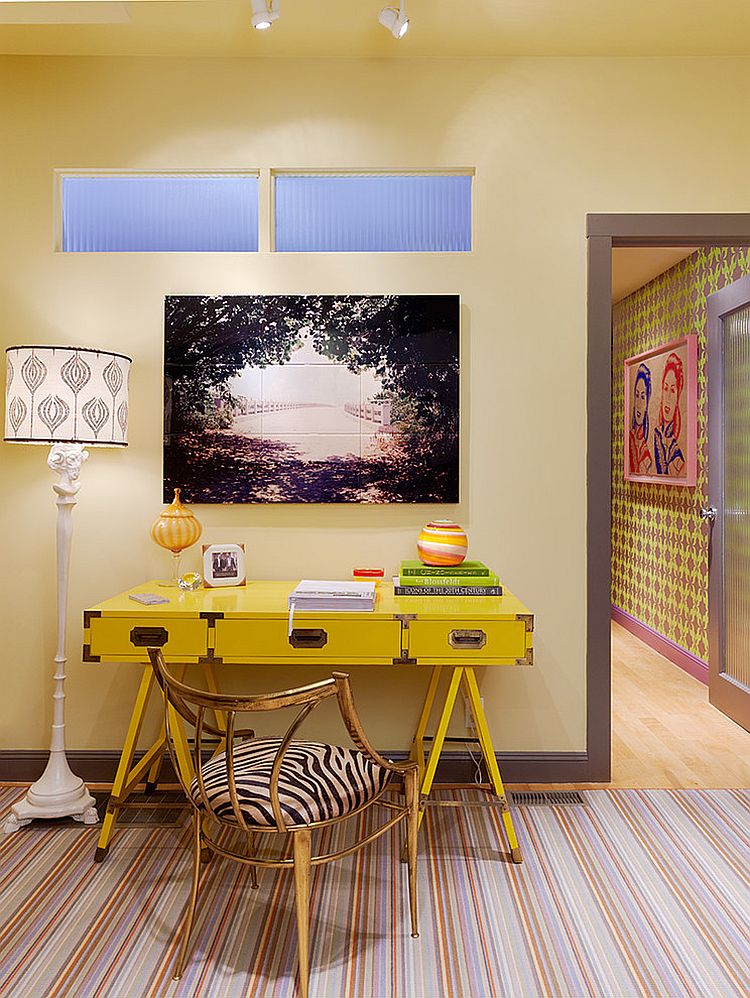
[3,345,131,833]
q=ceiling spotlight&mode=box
[251,0,280,31]
[378,3,409,38]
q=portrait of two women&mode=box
[625,336,696,485]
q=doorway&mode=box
[586,215,750,783]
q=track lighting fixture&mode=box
[378,2,409,38]
[248,1,411,37]
[250,0,280,31]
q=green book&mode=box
[398,573,500,588]
[400,559,493,578]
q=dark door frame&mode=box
[586,213,750,781]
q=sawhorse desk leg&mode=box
[144,661,226,792]
[411,664,522,864]
[94,663,197,863]
[202,661,228,753]
[411,665,442,773]
[144,718,167,795]
[95,666,161,862]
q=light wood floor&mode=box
[514,621,750,790]
[609,621,750,787]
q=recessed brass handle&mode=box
[449,629,487,650]
[130,626,169,647]
[289,628,328,649]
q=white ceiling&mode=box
[611,247,698,304]
[1,0,750,57]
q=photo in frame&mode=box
[623,335,697,486]
[202,543,246,588]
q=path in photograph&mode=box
[231,403,390,459]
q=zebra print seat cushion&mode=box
[189,737,391,828]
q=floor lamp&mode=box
[3,345,131,833]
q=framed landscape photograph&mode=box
[163,294,459,504]
[623,334,697,486]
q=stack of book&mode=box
[287,579,377,634]
[393,561,502,596]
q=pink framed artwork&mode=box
[623,335,697,486]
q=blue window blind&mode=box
[275,174,472,252]
[62,174,259,252]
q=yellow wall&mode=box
[1,55,749,755]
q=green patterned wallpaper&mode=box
[611,247,750,660]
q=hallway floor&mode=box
[610,621,750,788]
[514,622,750,791]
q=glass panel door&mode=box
[722,305,750,692]
[707,280,750,732]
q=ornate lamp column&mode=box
[3,345,132,832]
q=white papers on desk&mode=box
[287,580,376,635]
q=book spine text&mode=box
[394,585,503,596]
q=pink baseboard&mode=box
[611,606,709,685]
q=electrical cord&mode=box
[465,738,485,786]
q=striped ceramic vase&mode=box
[417,520,468,566]
[150,488,202,554]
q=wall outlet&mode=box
[465,695,484,730]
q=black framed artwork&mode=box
[163,294,459,504]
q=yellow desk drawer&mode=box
[407,618,532,665]
[214,617,402,664]
[85,616,209,662]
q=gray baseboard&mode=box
[0,749,593,786]
[1,751,137,785]
[436,751,592,784]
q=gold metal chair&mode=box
[147,648,420,998]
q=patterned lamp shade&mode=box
[4,345,131,446]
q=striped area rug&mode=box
[1,787,748,997]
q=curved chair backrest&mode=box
[147,647,396,833]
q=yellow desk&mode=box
[84,580,533,863]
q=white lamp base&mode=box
[3,443,100,836]
[3,754,98,833]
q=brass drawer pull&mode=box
[449,629,487,650]
[130,626,169,648]
[289,628,328,649]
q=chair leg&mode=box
[200,821,213,865]
[292,828,312,998]
[248,831,259,889]
[404,769,420,939]
[174,812,203,981]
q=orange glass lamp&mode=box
[150,488,202,586]
[4,345,131,833]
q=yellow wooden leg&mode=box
[144,721,167,794]
[201,661,226,754]
[411,666,442,774]
[463,667,522,863]
[94,666,155,862]
[168,702,196,789]
[417,667,464,830]
[146,664,192,789]
[121,736,169,799]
